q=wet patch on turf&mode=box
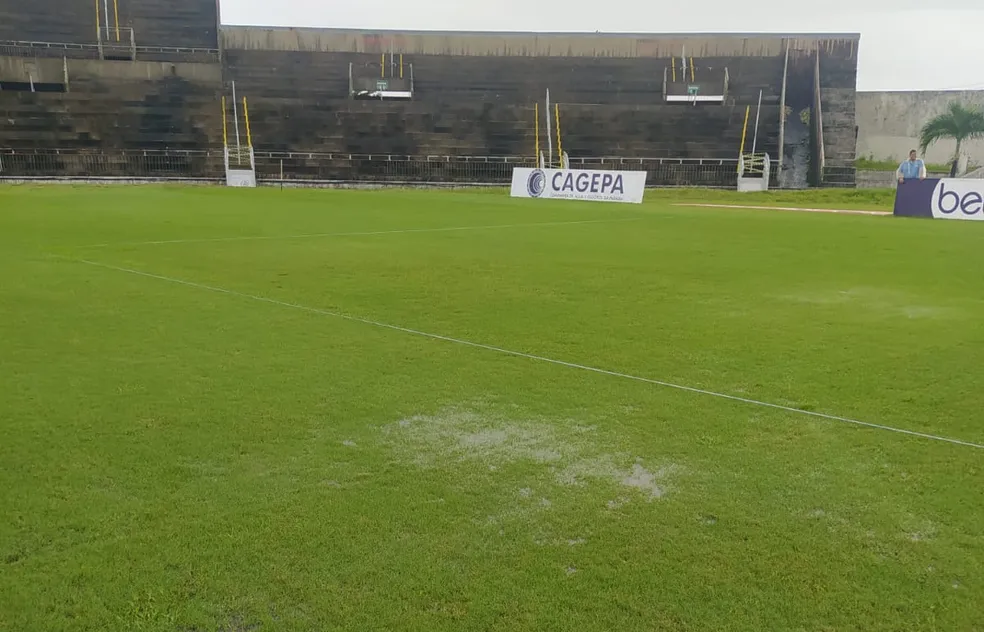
[901,515,938,543]
[780,287,959,320]
[381,404,676,509]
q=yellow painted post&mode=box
[690,57,695,82]
[534,103,540,167]
[555,103,563,165]
[95,0,100,39]
[381,54,385,78]
[221,96,228,147]
[738,105,750,172]
[243,96,252,147]
[113,0,120,41]
[400,54,404,79]
[671,56,676,82]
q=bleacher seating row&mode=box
[223,51,782,106]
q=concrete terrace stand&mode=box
[0,7,861,186]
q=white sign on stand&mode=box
[226,170,256,187]
[224,146,256,188]
[737,153,771,192]
[511,168,646,204]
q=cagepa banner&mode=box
[511,168,646,204]
[894,178,984,221]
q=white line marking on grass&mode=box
[676,203,887,216]
[79,217,643,248]
[74,258,984,451]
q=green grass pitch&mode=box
[1,184,982,631]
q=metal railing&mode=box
[97,26,136,60]
[133,46,220,63]
[228,146,255,170]
[567,157,755,188]
[0,39,219,63]
[0,148,778,188]
[738,153,768,177]
[252,153,534,185]
[0,40,101,59]
[0,149,224,180]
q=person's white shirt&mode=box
[897,154,927,182]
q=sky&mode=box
[220,1,984,92]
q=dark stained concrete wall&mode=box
[778,40,859,188]
[561,104,781,159]
[238,98,536,157]
[0,0,97,44]
[0,54,223,150]
[124,0,218,49]
[818,48,858,185]
[0,0,217,49]
[223,50,788,158]
[0,56,221,84]
[0,74,222,149]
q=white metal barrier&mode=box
[737,153,771,192]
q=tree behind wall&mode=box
[919,102,984,177]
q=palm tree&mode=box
[919,102,984,176]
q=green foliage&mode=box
[2,185,983,630]
[919,102,984,157]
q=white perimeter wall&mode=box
[856,91,984,166]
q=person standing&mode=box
[897,150,927,184]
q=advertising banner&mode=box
[511,168,646,204]
[894,178,984,221]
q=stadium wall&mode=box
[1,14,862,186]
